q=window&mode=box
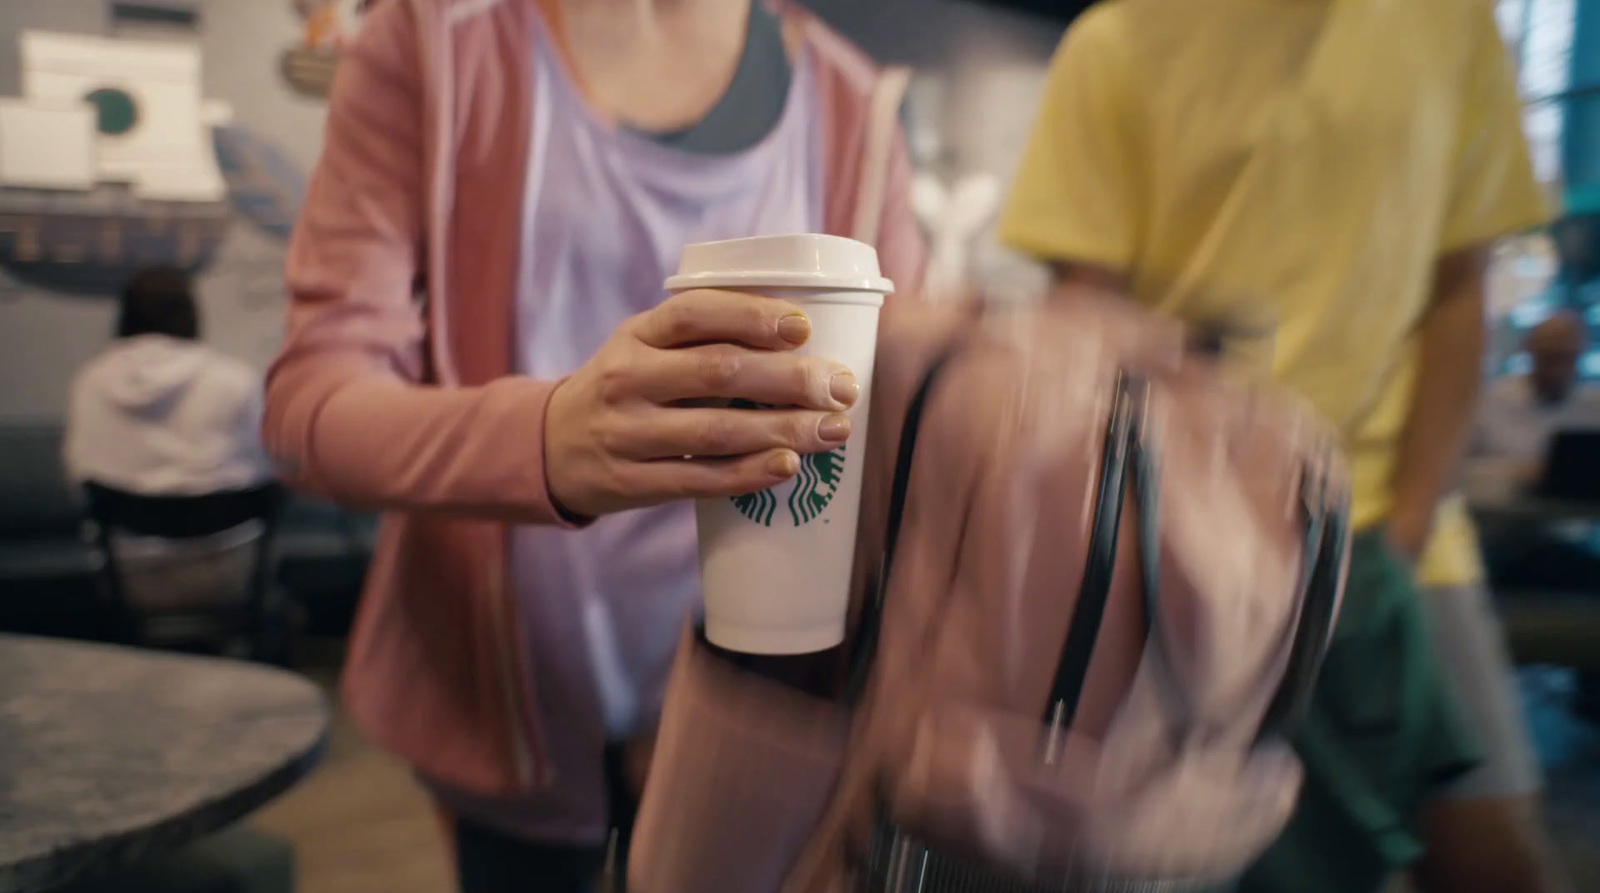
[1499,0,1576,185]
[1491,0,1584,376]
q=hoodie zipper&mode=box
[420,0,539,791]
[491,530,540,789]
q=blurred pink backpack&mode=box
[630,293,1351,893]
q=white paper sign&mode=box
[0,99,95,190]
[22,30,224,202]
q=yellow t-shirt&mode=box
[1001,0,1549,586]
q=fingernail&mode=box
[818,413,851,443]
[829,371,859,407]
[767,450,800,477]
[777,314,811,345]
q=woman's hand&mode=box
[544,289,861,518]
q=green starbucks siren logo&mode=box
[732,445,846,527]
[729,401,846,527]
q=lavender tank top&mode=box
[431,10,823,841]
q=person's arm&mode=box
[1388,3,1550,556]
[263,1,564,521]
[1387,246,1491,556]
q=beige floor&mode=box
[251,667,453,893]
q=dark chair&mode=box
[83,482,290,663]
[0,425,99,617]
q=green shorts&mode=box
[1240,530,1482,893]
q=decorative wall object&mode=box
[0,1,331,419]
[281,0,375,98]
[0,30,231,294]
[0,22,310,296]
[212,125,306,242]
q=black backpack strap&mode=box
[1255,460,1348,742]
[1126,378,1195,736]
[1042,371,1143,743]
[844,344,963,704]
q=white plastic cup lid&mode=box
[664,234,895,295]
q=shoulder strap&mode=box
[1043,371,1142,734]
[843,341,960,703]
[850,65,913,246]
[1255,464,1347,742]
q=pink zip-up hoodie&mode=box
[266,0,926,834]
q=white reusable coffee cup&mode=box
[665,234,892,655]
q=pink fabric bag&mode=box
[630,293,1350,893]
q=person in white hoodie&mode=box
[64,266,272,495]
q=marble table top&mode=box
[0,636,327,893]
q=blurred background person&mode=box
[1471,311,1600,630]
[1474,310,1600,487]
[265,0,922,890]
[62,265,278,657]
[1000,1,1566,892]
[64,265,271,496]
